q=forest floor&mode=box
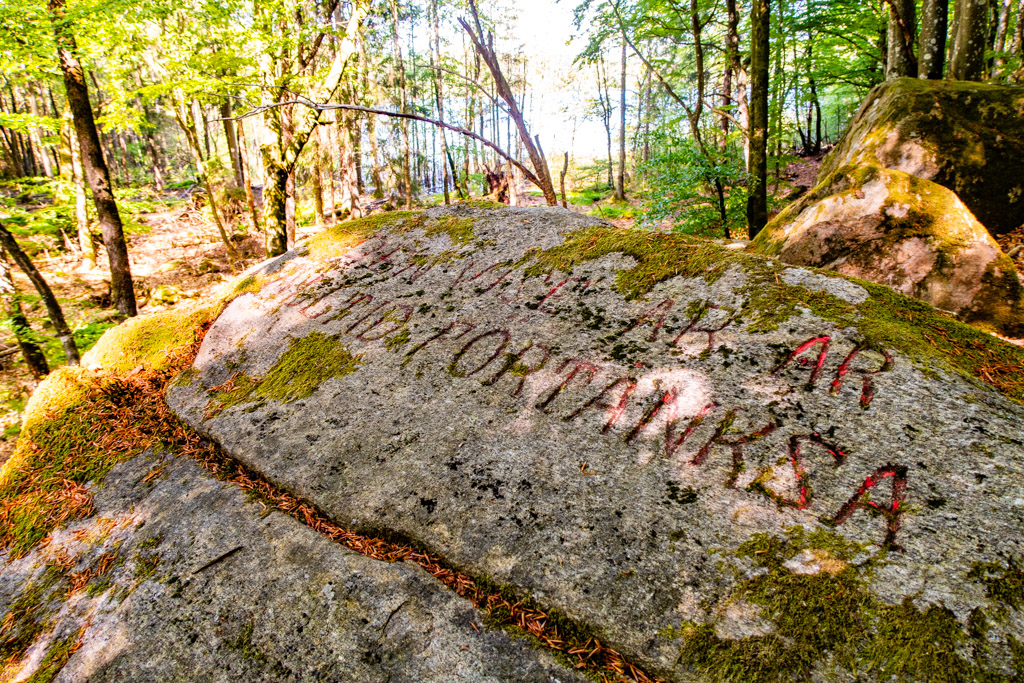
[0,191,284,462]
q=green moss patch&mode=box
[209,332,362,412]
[523,225,764,299]
[524,225,1024,404]
[24,626,84,683]
[457,198,505,210]
[675,527,1010,682]
[423,215,475,245]
[84,303,223,375]
[305,211,419,261]
[0,565,65,670]
[229,274,267,298]
[968,558,1024,613]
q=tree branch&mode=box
[220,99,543,188]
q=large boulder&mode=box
[751,78,1024,335]
[753,165,1024,335]
[820,77,1024,237]
[5,205,1024,682]
[157,206,1024,681]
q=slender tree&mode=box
[48,0,136,316]
[919,0,949,78]
[0,223,80,365]
[886,0,918,77]
[747,0,771,239]
[615,41,627,201]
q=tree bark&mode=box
[950,0,990,79]
[747,0,771,239]
[220,100,244,189]
[0,224,80,365]
[886,0,918,77]
[390,0,414,209]
[0,255,49,379]
[261,1,368,256]
[431,0,452,205]
[991,0,1012,75]
[615,41,627,201]
[920,0,949,78]
[596,58,614,189]
[234,119,262,236]
[173,99,239,269]
[48,0,136,316]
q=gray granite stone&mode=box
[165,205,1024,680]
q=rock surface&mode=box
[752,78,1024,335]
[0,450,585,682]
[819,77,1024,237]
[163,205,1024,681]
[753,165,1024,334]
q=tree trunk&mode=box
[430,0,452,205]
[390,0,414,209]
[726,0,750,166]
[26,89,53,178]
[460,1,557,206]
[358,30,385,199]
[615,42,627,201]
[950,0,990,79]
[173,100,239,269]
[234,118,262,236]
[48,0,136,316]
[991,0,1012,75]
[887,0,918,77]
[311,137,325,226]
[920,0,949,78]
[63,109,95,269]
[747,0,771,239]
[0,225,80,365]
[220,100,244,189]
[0,256,49,379]
[597,59,614,190]
[260,2,369,256]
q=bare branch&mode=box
[219,98,543,189]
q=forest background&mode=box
[0,0,1021,456]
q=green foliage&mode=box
[638,135,747,238]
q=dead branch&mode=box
[219,99,542,189]
[459,0,558,206]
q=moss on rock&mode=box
[820,78,1024,237]
[210,332,362,412]
[83,303,223,375]
[525,225,1024,403]
[305,211,420,261]
[675,527,1014,682]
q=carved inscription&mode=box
[259,233,907,546]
